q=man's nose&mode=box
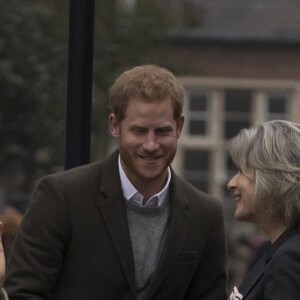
[143,132,159,151]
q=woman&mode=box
[227,120,300,300]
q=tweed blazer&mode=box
[4,150,227,300]
[229,229,300,300]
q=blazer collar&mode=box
[238,250,267,298]
[98,150,136,296]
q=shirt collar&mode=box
[118,155,171,208]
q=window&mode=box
[183,149,210,193]
[266,93,290,121]
[186,91,211,136]
[224,89,252,139]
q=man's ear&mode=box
[109,113,120,137]
[176,114,185,139]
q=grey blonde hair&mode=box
[228,120,300,228]
[109,65,184,121]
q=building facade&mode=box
[173,77,300,227]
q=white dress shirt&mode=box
[118,155,171,208]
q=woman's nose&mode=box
[227,174,237,191]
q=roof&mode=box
[168,0,300,43]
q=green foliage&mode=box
[0,1,68,193]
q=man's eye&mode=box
[157,128,172,135]
[132,128,146,134]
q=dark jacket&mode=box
[4,150,227,300]
[236,229,300,300]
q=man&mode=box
[4,65,227,299]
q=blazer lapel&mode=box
[142,173,193,300]
[238,253,266,298]
[98,150,136,296]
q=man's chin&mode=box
[139,169,166,181]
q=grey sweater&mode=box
[125,198,170,299]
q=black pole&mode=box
[64,0,95,170]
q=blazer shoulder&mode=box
[35,151,120,197]
[43,160,105,184]
[45,150,119,185]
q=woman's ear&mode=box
[109,113,120,137]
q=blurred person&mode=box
[0,207,23,260]
[227,120,300,300]
[4,65,227,299]
[0,222,8,300]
